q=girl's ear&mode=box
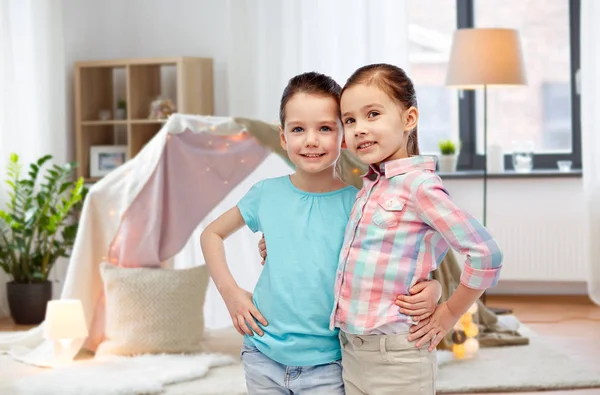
[404,106,419,132]
[341,136,347,149]
[279,125,287,151]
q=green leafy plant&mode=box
[0,154,86,283]
[438,139,457,155]
[117,98,127,111]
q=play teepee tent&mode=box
[0,114,526,366]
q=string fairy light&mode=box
[451,303,480,360]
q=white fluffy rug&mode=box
[7,353,237,395]
[435,324,600,393]
[3,320,600,394]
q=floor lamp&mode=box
[446,28,527,314]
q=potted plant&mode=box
[0,154,86,325]
[116,98,127,120]
[438,139,459,173]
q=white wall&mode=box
[61,0,230,158]
[58,0,587,294]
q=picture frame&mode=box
[90,145,129,177]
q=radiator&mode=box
[445,178,587,283]
[452,217,587,282]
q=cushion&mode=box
[96,262,209,356]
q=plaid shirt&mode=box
[330,156,503,334]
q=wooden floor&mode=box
[1,295,599,394]
[449,295,600,395]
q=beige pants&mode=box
[340,331,437,395]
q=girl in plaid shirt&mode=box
[333,63,503,394]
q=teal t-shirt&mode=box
[237,175,358,366]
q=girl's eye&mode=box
[368,111,379,118]
[292,127,303,133]
[344,118,355,125]
[320,126,332,132]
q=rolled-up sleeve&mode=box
[415,176,503,289]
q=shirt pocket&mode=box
[372,195,405,228]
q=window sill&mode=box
[438,169,582,179]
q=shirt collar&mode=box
[364,156,437,180]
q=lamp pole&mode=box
[480,85,512,315]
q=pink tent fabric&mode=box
[0,115,271,364]
[109,129,268,268]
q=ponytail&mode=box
[407,127,420,156]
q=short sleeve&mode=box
[237,181,264,233]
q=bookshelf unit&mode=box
[74,57,214,182]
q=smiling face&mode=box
[280,92,343,174]
[341,83,418,166]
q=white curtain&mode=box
[226,0,409,122]
[0,0,68,317]
[581,0,600,305]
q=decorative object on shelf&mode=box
[115,99,127,120]
[148,97,176,120]
[437,139,459,173]
[511,140,534,173]
[90,145,129,177]
[487,143,505,173]
[451,303,480,360]
[98,109,111,121]
[43,299,89,366]
[557,160,572,172]
[0,154,86,325]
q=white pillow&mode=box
[96,262,209,356]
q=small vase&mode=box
[487,144,505,173]
[511,141,534,173]
[438,154,458,173]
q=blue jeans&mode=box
[240,343,345,395]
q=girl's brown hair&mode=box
[342,63,419,156]
[279,72,342,127]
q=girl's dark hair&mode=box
[279,72,342,126]
[342,63,420,156]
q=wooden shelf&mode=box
[80,120,166,126]
[82,120,128,126]
[74,57,214,181]
[130,119,167,124]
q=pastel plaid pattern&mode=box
[330,156,503,334]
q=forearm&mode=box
[200,231,239,297]
[445,283,483,317]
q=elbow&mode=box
[487,240,503,269]
[200,226,225,246]
[491,249,503,269]
[200,229,208,247]
[200,227,216,249]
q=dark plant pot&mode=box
[6,281,52,325]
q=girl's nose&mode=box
[305,130,320,147]
[354,124,368,136]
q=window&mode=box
[407,0,459,155]
[408,0,581,170]
[416,86,455,154]
[541,82,572,152]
